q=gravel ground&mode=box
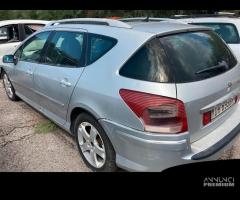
[0,81,89,172]
[0,80,240,172]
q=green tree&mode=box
[0,10,234,21]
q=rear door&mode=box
[160,30,240,142]
[33,29,87,124]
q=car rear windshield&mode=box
[190,23,240,44]
[120,30,237,83]
[160,30,237,83]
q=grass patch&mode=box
[35,121,57,134]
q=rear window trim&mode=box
[189,22,240,44]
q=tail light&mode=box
[119,89,188,134]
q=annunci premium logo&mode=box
[203,177,235,187]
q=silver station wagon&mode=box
[1,18,240,172]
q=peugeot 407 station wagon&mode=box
[1,18,240,172]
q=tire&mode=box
[0,68,3,79]
[74,113,117,172]
[2,72,19,101]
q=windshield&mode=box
[160,30,237,83]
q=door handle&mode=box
[26,69,33,76]
[60,79,72,87]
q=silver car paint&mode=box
[177,65,240,142]
[11,61,38,100]
[2,21,240,171]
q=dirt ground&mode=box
[0,81,89,172]
[0,81,240,172]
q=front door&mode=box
[11,31,51,101]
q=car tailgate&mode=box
[176,64,240,142]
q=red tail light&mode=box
[119,89,188,134]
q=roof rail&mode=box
[171,13,240,19]
[218,12,235,15]
[119,17,179,22]
[48,18,132,29]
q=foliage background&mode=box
[0,10,237,20]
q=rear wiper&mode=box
[195,61,229,75]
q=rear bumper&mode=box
[192,122,240,160]
[99,104,240,172]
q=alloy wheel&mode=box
[3,74,13,98]
[77,122,106,168]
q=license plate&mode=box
[211,97,235,119]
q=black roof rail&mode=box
[119,17,180,23]
[144,16,149,22]
[59,21,109,26]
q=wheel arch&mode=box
[69,104,101,134]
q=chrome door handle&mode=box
[60,79,72,87]
[26,70,33,76]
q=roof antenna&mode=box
[144,11,150,22]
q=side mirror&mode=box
[2,55,18,65]
[3,55,14,63]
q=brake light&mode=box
[202,111,212,126]
[119,89,188,134]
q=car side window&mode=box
[42,31,84,68]
[119,38,173,83]
[20,31,50,63]
[87,33,117,65]
[0,24,19,44]
[24,24,45,38]
[0,27,8,43]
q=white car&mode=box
[176,16,240,60]
[0,19,49,76]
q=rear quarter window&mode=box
[119,38,173,83]
[87,33,117,65]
